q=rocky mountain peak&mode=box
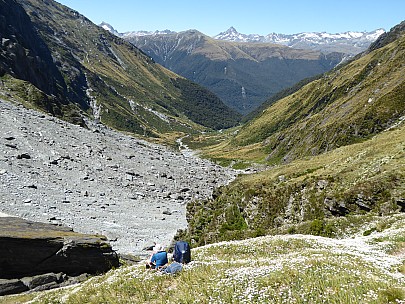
[214,26,263,43]
[367,21,405,52]
[99,21,120,36]
[215,26,239,39]
[214,27,386,54]
[223,26,239,35]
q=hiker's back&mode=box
[173,241,191,264]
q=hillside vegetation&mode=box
[1,0,240,141]
[177,22,405,247]
[1,214,404,303]
[182,122,405,245]
[203,23,404,164]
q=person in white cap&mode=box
[146,244,168,269]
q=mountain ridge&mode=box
[113,25,345,114]
[214,26,385,54]
[1,0,241,139]
[103,22,384,55]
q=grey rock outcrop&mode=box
[0,272,90,296]
[0,217,119,279]
[0,279,28,296]
[0,0,67,101]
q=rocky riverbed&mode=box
[0,99,238,256]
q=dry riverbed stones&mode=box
[0,99,238,255]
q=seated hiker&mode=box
[146,244,168,269]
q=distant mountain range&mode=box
[102,23,385,55]
[214,26,385,55]
[100,23,175,39]
[101,23,349,114]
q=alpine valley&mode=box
[180,21,405,246]
[1,0,405,302]
[104,23,384,114]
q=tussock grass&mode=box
[4,215,404,304]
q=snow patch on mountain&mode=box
[100,22,120,37]
[99,22,385,55]
[99,22,175,38]
[123,29,175,39]
[214,26,384,44]
[214,27,385,54]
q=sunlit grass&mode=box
[198,34,405,165]
[5,218,403,304]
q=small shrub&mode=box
[305,219,336,237]
[399,262,405,275]
[287,226,297,234]
[363,227,377,236]
[378,287,405,303]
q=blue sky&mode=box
[56,0,404,36]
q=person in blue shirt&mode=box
[146,244,168,269]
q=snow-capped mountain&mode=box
[100,21,121,37]
[101,22,384,55]
[214,27,385,54]
[214,26,264,42]
[122,29,175,39]
[99,22,175,38]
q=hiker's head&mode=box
[153,244,164,251]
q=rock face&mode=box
[0,0,66,100]
[0,217,119,280]
[0,279,28,296]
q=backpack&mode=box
[164,262,183,274]
[173,241,191,264]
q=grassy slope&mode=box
[182,121,405,245]
[203,31,405,164]
[9,0,240,139]
[173,26,405,248]
[2,214,404,303]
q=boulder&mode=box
[21,272,64,290]
[0,217,119,279]
[0,279,28,296]
[324,197,349,216]
[397,199,405,212]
